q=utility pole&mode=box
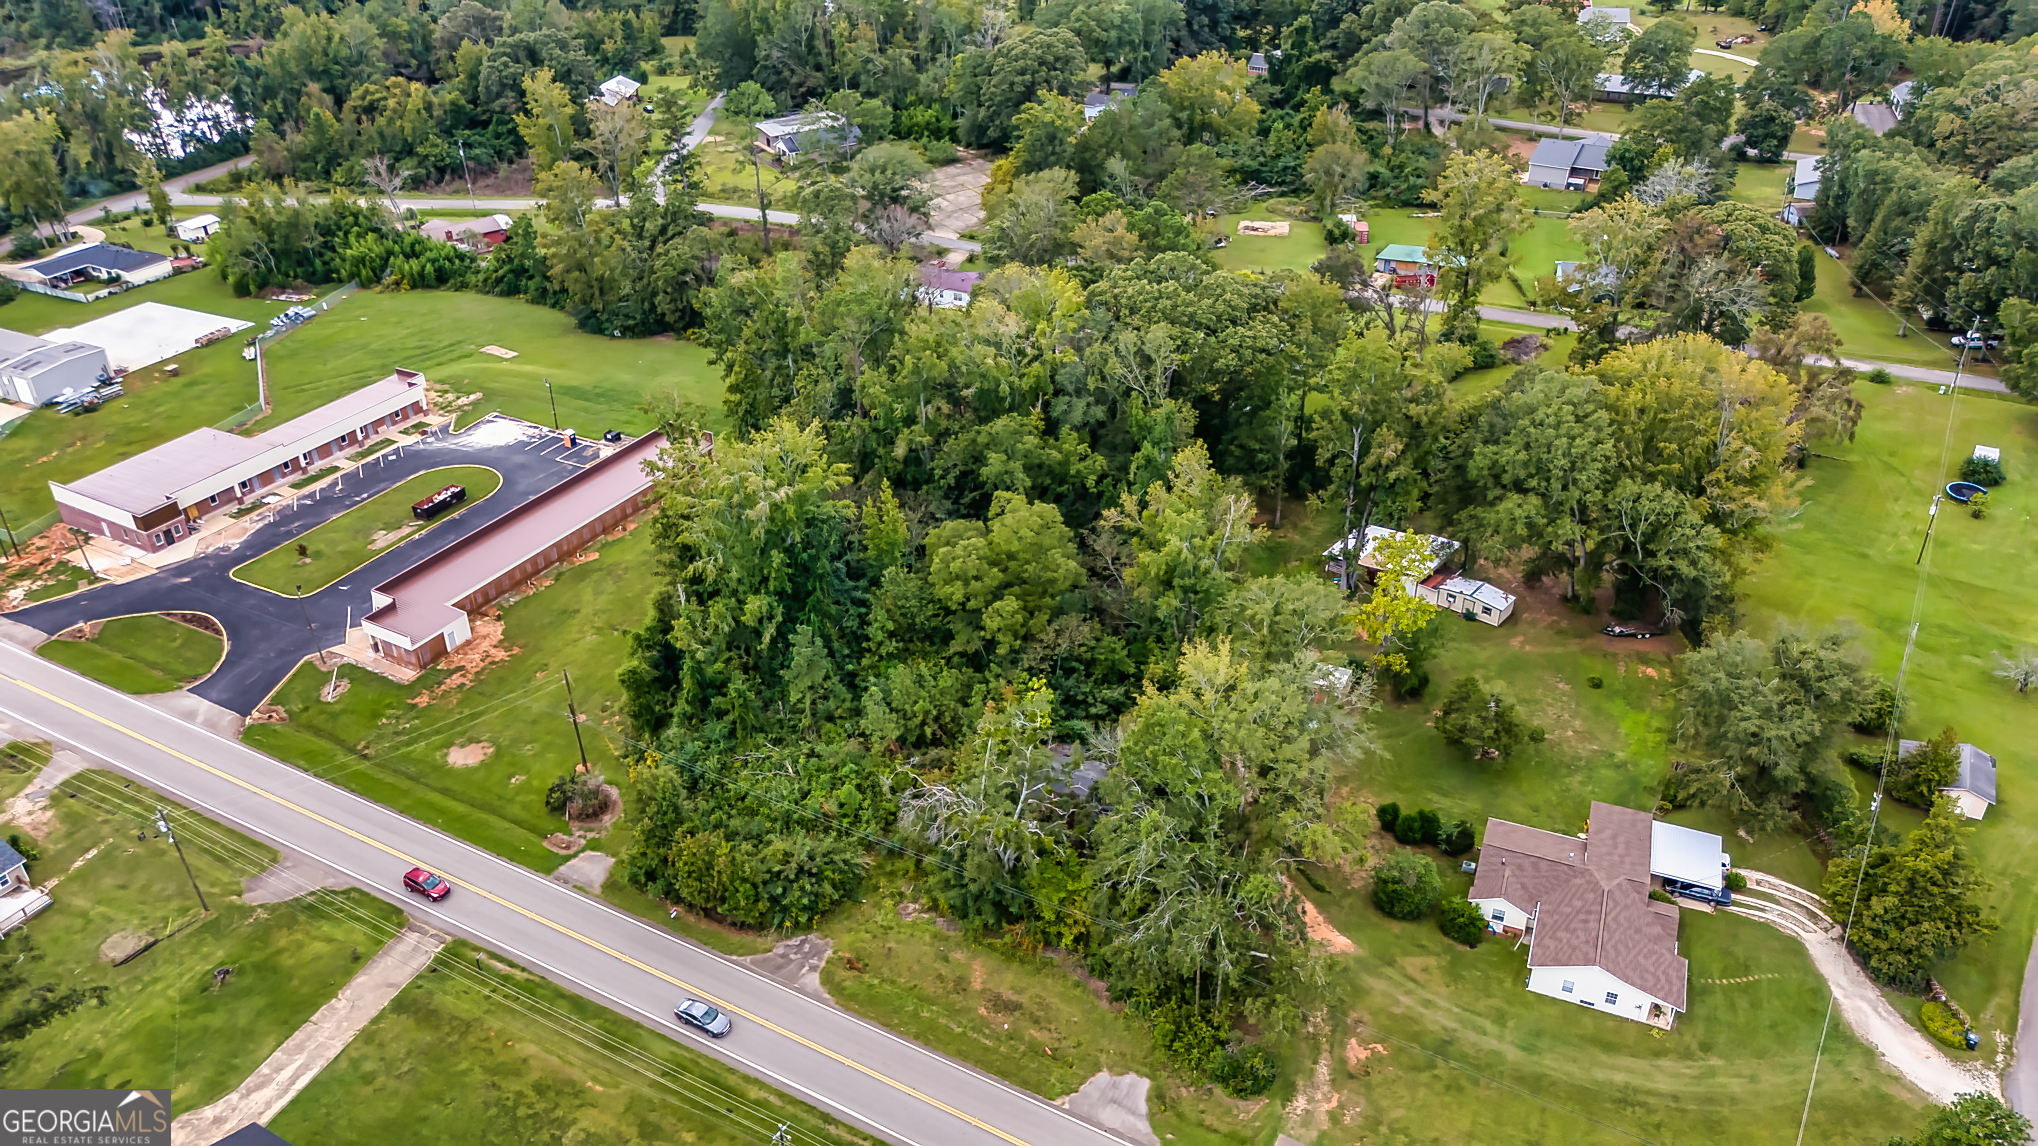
[296,583,323,668]
[156,807,209,913]
[771,1125,792,1146]
[0,502,20,560]
[545,379,560,430]
[562,670,589,773]
[68,527,96,579]
[752,151,771,250]
[458,138,476,209]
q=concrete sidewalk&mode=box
[170,922,448,1146]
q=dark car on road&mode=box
[674,998,732,1038]
[403,867,452,901]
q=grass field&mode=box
[35,613,224,693]
[245,522,659,874]
[1302,864,1926,1145]
[1739,382,2038,1054]
[0,766,405,1110]
[251,289,724,436]
[231,465,502,595]
[266,939,870,1146]
[817,885,1273,1146]
[1211,213,1328,274]
[0,275,720,529]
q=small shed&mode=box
[596,75,642,105]
[1337,214,1369,243]
[173,213,222,242]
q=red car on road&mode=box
[403,867,452,901]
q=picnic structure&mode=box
[1469,802,1721,1028]
[50,370,430,555]
[361,432,666,668]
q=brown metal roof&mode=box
[1472,801,1688,1011]
[365,432,665,643]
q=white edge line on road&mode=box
[0,696,929,1146]
[0,658,1140,1146]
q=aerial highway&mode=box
[0,639,1133,1146]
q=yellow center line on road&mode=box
[0,670,1034,1146]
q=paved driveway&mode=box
[5,416,600,713]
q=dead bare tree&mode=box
[362,155,416,221]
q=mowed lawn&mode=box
[252,289,724,437]
[1211,213,1328,274]
[1740,383,2038,1050]
[0,276,721,529]
[244,522,660,874]
[231,465,502,595]
[1305,864,1926,1145]
[35,613,224,693]
[266,940,867,1146]
[0,766,404,1111]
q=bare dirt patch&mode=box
[1344,1038,1389,1071]
[320,677,350,702]
[1301,894,1355,954]
[165,612,224,637]
[99,930,153,963]
[446,741,494,767]
[412,614,520,705]
[368,524,418,551]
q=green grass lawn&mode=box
[0,766,405,1110]
[245,522,659,875]
[0,277,719,532]
[1210,213,1328,274]
[1739,382,2038,1054]
[251,289,725,436]
[1303,864,1927,1145]
[267,939,869,1146]
[1731,160,1792,212]
[817,882,1279,1146]
[231,465,502,595]
[1800,252,1969,369]
[35,613,224,693]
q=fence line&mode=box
[13,280,129,304]
[1,510,59,550]
[214,402,264,430]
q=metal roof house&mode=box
[1247,51,1270,76]
[1469,802,1699,1028]
[1897,739,1998,819]
[1523,135,1613,190]
[1322,524,1457,578]
[754,111,860,159]
[51,370,430,556]
[1784,156,1822,225]
[1414,571,1516,626]
[1578,6,1632,31]
[596,74,642,105]
[20,242,173,289]
[420,214,513,250]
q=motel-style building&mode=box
[50,370,430,553]
[361,432,666,668]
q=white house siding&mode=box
[1526,965,1674,1023]
[1471,896,1532,933]
[124,260,176,287]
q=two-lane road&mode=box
[0,638,1130,1146]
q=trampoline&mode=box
[1947,481,1987,502]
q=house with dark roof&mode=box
[1523,135,1613,190]
[1897,739,1998,819]
[1470,802,1712,1027]
[916,264,981,309]
[0,836,50,937]
[1083,83,1138,122]
[20,242,173,289]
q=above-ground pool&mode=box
[1947,481,1987,502]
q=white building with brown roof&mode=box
[1469,801,1702,1027]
